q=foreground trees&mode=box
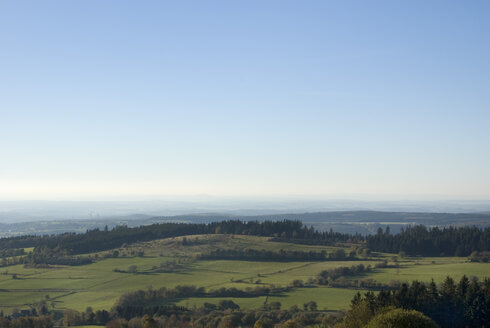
[365,308,438,328]
[338,276,490,328]
[0,316,53,328]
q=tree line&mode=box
[0,220,488,258]
[113,285,292,319]
[198,248,355,262]
[367,225,490,256]
[338,276,490,328]
[23,246,92,267]
[0,220,311,255]
[64,303,338,328]
[0,315,53,328]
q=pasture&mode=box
[0,234,488,315]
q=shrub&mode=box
[366,308,439,328]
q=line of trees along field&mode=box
[198,248,354,262]
[113,285,292,319]
[0,220,488,258]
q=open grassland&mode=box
[362,259,490,284]
[0,234,488,315]
[177,287,361,311]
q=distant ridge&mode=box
[1,210,489,238]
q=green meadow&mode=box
[0,234,488,315]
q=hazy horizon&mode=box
[1,1,490,200]
[1,197,490,225]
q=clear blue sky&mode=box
[1,1,489,200]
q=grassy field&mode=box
[362,259,489,283]
[176,287,360,311]
[0,234,488,315]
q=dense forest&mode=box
[339,276,490,328]
[367,225,490,256]
[0,220,309,254]
[0,220,489,260]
